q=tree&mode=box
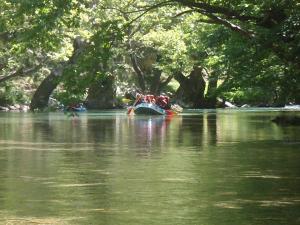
[1,0,300,109]
[132,0,300,104]
[0,0,81,83]
[30,37,87,110]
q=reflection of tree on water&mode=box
[0,151,7,209]
[87,118,116,144]
[178,116,202,147]
[206,113,217,146]
[31,115,55,142]
[177,113,217,148]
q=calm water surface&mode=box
[0,109,299,225]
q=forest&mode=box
[0,0,299,111]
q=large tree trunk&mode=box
[30,37,87,110]
[30,68,62,110]
[130,53,146,93]
[292,72,300,104]
[205,72,218,108]
[174,66,206,108]
[295,95,300,105]
[149,68,162,95]
[85,75,115,109]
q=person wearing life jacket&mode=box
[155,95,170,110]
[127,93,144,115]
[135,93,144,105]
[145,94,156,104]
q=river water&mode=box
[0,109,299,225]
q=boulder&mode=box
[224,101,238,108]
[20,105,30,112]
[0,106,9,111]
[241,104,250,108]
[8,105,18,110]
[14,104,21,110]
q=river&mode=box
[0,109,299,224]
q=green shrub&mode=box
[52,91,86,106]
[222,87,273,106]
[0,85,29,106]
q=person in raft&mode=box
[133,93,171,110]
[155,95,171,110]
[135,94,155,105]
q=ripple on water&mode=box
[0,216,82,225]
[51,182,105,187]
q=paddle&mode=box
[122,98,132,104]
[127,95,142,115]
[165,109,174,116]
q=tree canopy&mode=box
[0,0,299,109]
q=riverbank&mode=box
[1,104,300,112]
[0,104,30,112]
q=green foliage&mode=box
[52,91,85,106]
[0,83,29,106]
[1,0,81,50]
[222,88,273,106]
[59,20,123,96]
[1,0,300,107]
[140,27,189,73]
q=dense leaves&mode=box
[0,0,299,108]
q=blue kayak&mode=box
[72,106,87,112]
[65,105,87,112]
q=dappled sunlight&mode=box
[240,171,298,179]
[259,200,295,207]
[161,177,199,183]
[235,198,300,207]
[80,208,130,213]
[1,146,95,151]
[214,198,300,209]
[241,174,282,179]
[19,176,56,182]
[1,216,80,225]
[0,140,101,146]
[52,182,105,187]
[214,202,242,209]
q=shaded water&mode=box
[0,109,299,225]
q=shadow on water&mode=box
[31,115,55,142]
[86,117,117,144]
[177,113,217,148]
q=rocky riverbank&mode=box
[0,104,30,112]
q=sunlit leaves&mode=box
[60,20,123,96]
[140,28,188,72]
[1,0,300,106]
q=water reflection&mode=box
[127,116,171,150]
[178,113,217,147]
[0,110,299,225]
